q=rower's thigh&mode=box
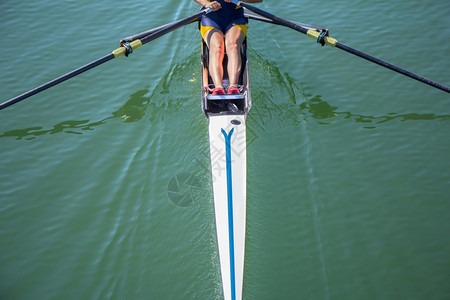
[225,26,245,49]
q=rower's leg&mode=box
[204,29,225,88]
[225,26,245,86]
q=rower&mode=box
[194,0,263,95]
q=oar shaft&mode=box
[140,8,211,45]
[120,22,178,44]
[121,8,210,45]
[239,2,309,35]
[0,54,114,110]
[244,10,327,32]
[335,42,450,93]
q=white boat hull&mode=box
[208,114,247,300]
[201,27,250,299]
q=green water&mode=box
[1,0,449,299]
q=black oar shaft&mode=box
[236,1,449,93]
[0,54,114,110]
[121,9,209,44]
[141,10,207,44]
[244,10,327,32]
[120,22,177,44]
[335,42,450,93]
[242,3,309,34]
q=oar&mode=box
[233,0,449,93]
[0,9,211,111]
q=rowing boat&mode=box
[201,32,250,300]
[201,26,251,300]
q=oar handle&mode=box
[140,8,211,45]
[233,0,309,34]
[120,8,211,45]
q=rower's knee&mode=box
[225,40,239,54]
[210,43,225,58]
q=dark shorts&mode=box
[200,15,248,38]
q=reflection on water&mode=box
[0,120,105,140]
[0,89,151,140]
[111,89,150,123]
[301,95,450,128]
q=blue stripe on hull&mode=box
[221,128,236,300]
